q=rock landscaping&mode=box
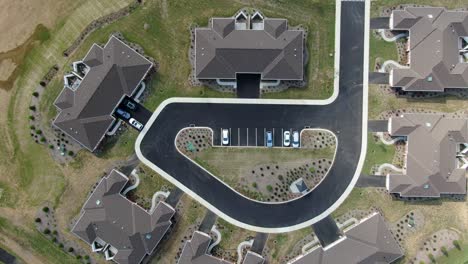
[176,128,336,202]
[35,203,94,264]
[389,210,424,249]
[411,229,461,264]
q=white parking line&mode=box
[263,128,266,146]
[238,128,240,146]
[220,128,223,145]
[229,128,232,146]
[272,128,275,146]
[246,128,249,146]
[255,128,258,146]
[281,128,284,147]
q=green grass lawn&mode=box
[368,33,398,71]
[0,217,80,264]
[362,133,395,174]
[436,243,468,264]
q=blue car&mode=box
[266,131,273,148]
[116,108,130,119]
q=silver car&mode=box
[292,131,300,148]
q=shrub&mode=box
[49,145,54,149]
[40,137,46,143]
[34,218,41,223]
[84,255,90,260]
[266,185,273,192]
[68,247,74,253]
[52,230,58,236]
[29,115,35,120]
[252,182,257,188]
[441,246,448,256]
[76,255,82,259]
[59,243,64,248]
[42,207,49,213]
[68,151,74,156]
[30,125,36,130]
[428,254,435,263]
[309,167,316,173]
[453,240,461,250]
[43,228,51,235]
[32,92,39,97]
[52,237,57,243]
[35,130,42,135]
[29,106,36,111]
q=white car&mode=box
[283,131,291,147]
[222,129,229,145]
[129,118,144,130]
[292,131,300,148]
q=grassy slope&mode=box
[193,146,335,187]
[362,133,395,174]
[333,188,468,258]
[0,216,80,264]
[436,243,468,264]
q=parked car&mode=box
[266,131,273,148]
[222,129,229,145]
[115,108,130,119]
[129,118,144,130]
[292,131,300,148]
[283,131,291,147]
[126,100,137,110]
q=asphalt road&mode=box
[138,1,366,229]
[312,216,342,247]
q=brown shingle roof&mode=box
[53,36,152,151]
[72,170,175,264]
[195,12,304,80]
[390,7,468,91]
[387,114,468,197]
[288,213,403,264]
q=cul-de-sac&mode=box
[0,0,467,263]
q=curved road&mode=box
[136,0,367,232]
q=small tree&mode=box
[59,243,64,248]
[252,182,257,188]
[40,137,46,143]
[29,106,36,111]
[52,230,58,236]
[43,228,51,235]
[68,151,74,156]
[428,253,436,263]
[76,255,82,260]
[453,240,461,250]
[49,145,54,149]
[30,125,36,130]
[36,130,42,135]
[441,246,448,256]
[42,206,49,213]
[29,115,35,120]
[266,185,273,192]
[32,92,39,97]
[68,247,74,253]
[84,255,90,260]
[34,217,41,223]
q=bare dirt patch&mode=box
[0,0,77,53]
[0,59,16,81]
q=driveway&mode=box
[136,0,367,232]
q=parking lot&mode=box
[212,127,302,147]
